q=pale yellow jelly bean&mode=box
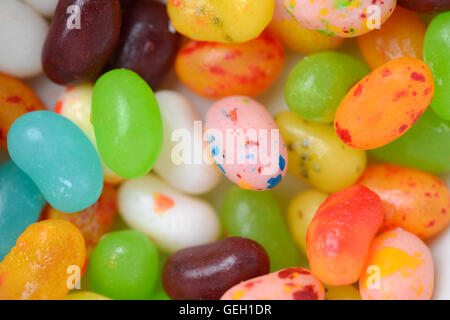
[275,111,366,193]
[325,285,361,300]
[64,291,111,300]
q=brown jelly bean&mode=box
[398,0,450,13]
[42,0,121,85]
[162,237,270,300]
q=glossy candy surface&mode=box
[7,111,103,213]
[221,268,325,300]
[334,57,434,150]
[276,111,366,193]
[205,96,288,191]
[357,164,450,239]
[42,0,121,85]
[163,237,270,300]
[0,161,45,261]
[176,33,284,99]
[285,52,369,123]
[221,186,302,271]
[360,228,434,300]
[357,7,426,70]
[110,0,180,89]
[92,69,163,179]
[167,0,274,43]
[398,0,450,13]
[0,220,85,300]
[88,230,159,300]
[307,185,384,285]
[424,12,450,120]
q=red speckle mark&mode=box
[293,285,319,300]
[224,50,242,60]
[209,65,225,75]
[426,220,436,227]
[398,124,408,133]
[424,87,432,95]
[382,68,391,77]
[257,167,262,174]
[335,123,352,144]
[236,174,242,179]
[170,0,183,7]
[0,275,3,286]
[402,215,406,221]
[180,41,211,55]
[412,91,417,96]
[228,109,237,123]
[360,13,366,18]
[393,90,408,101]
[353,83,363,97]
[434,192,440,198]
[411,72,425,82]
[278,267,310,279]
[442,208,447,214]
[153,193,174,214]
[424,192,432,198]
[6,96,22,103]
[54,100,63,114]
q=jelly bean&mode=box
[7,110,103,213]
[221,186,302,271]
[0,220,85,300]
[284,0,396,38]
[285,52,369,123]
[92,69,163,179]
[268,0,343,54]
[42,0,121,85]
[205,96,288,191]
[118,174,220,253]
[307,185,384,285]
[163,237,270,300]
[357,164,450,240]
[167,0,275,43]
[287,189,328,254]
[358,6,426,70]
[359,228,434,300]
[398,0,450,13]
[153,91,221,195]
[24,0,58,16]
[88,230,159,300]
[55,84,123,185]
[110,0,180,89]
[64,291,110,300]
[276,111,366,193]
[221,267,325,300]
[41,184,117,256]
[0,72,45,150]
[424,12,450,120]
[175,33,285,99]
[334,57,434,150]
[325,285,361,300]
[369,108,450,173]
[0,161,45,261]
[0,0,48,78]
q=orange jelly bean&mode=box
[175,32,285,99]
[0,72,45,150]
[0,220,85,300]
[334,57,434,150]
[306,185,384,286]
[357,7,426,70]
[41,184,117,256]
[357,164,450,240]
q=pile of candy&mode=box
[0,0,449,300]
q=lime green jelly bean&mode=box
[285,51,369,123]
[221,186,304,272]
[88,230,159,300]
[424,11,450,120]
[370,109,450,173]
[92,69,163,179]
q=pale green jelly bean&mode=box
[221,186,305,272]
[92,69,163,179]
[285,51,369,123]
[424,11,450,120]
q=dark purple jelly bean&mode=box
[42,0,122,85]
[109,0,180,89]
[163,237,270,300]
[398,0,450,13]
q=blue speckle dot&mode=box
[211,145,219,156]
[267,174,282,189]
[279,155,286,171]
[216,162,226,174]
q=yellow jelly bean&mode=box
[65,291,111,300]
[325,285,361,300]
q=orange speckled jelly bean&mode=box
[41,184,117,256]
[306,185,384,286]
[175,33,285,99]
[357,164,450,240]
[334,57,434,150]
[357,7,426,70]
[0,220,85,300]
[0,72,45,150]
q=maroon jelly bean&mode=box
[109,0,180,89]
[42,0,121,85]
[162,237,270,300]
[398,0,450,13]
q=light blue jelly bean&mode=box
[7,111,103,213]
[0,161,45,261]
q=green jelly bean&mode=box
[370,109,450,173]
[424,11,450,120]
[92,69,163,179]
[88,230,159,300]
[285,51,369,123]
[221,186,304,272]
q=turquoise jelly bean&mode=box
[0,161,45,261]
[7,111,103,213]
